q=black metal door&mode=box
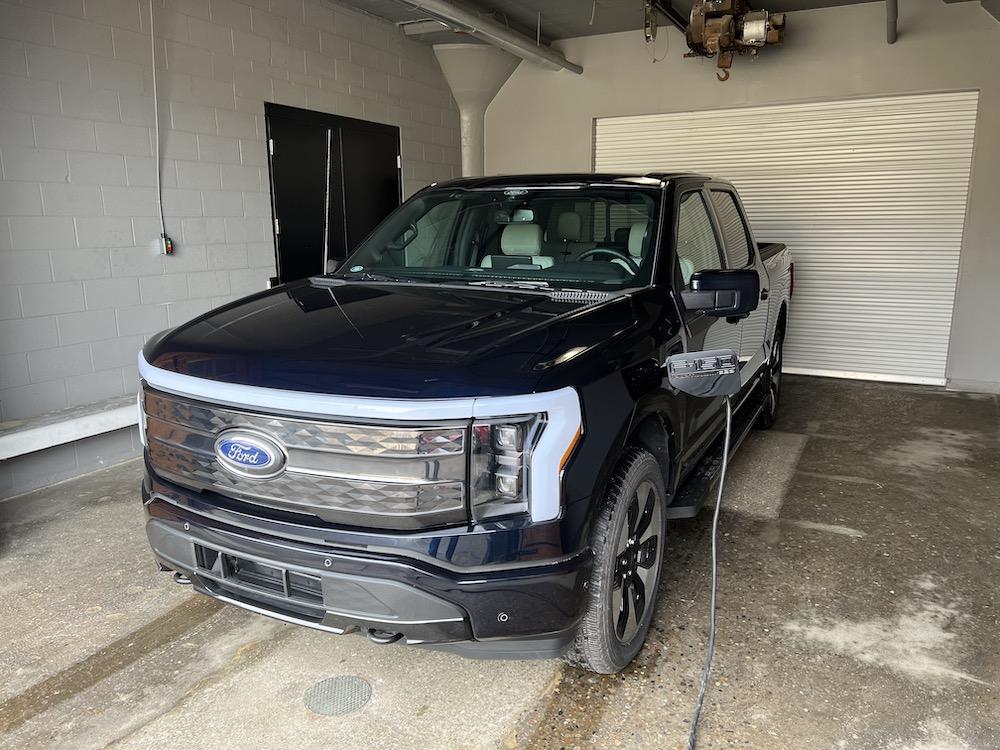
[266,104,401,284]
[266,114,332,284]
[337,128,401,257]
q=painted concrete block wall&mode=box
[484,0,1000,393]
[0,0,460,498]
[0,0,461,423]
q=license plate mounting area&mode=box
[194,544,323,605]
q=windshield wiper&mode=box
[343,271,413,283]
[466,279,551,291]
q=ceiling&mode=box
[336,0,881,42]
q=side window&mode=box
[709,190,751,268]
[677,192,723,287]
[404,200,460,267]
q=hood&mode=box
[143,280,640,399]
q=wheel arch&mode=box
[623,392,682,499]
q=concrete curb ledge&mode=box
[0,396,139,461]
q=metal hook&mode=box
[716,68,730,82]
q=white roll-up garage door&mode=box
[594,91,979,385]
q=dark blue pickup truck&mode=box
[138,173,792,673]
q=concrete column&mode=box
[433,44,520,177]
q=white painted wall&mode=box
[485,0,1000,393]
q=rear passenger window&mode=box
[677,192,723,287]
[709,190,751,268]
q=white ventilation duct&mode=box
[407,0,582,74]
[433,44,520,177]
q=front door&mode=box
[676,189,742,468]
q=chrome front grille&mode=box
[142,386,469,527]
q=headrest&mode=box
[614,227,630,245]
[556,213,582,242]
[628,221,648,258]
[501,223,542,255]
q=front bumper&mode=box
[144,480,591,659]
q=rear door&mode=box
[708,187,769,383]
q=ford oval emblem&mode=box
[214,430,286,479]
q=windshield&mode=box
[335,186,662,291]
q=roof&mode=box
[426,173,713,190]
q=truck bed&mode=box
[758,242,786,261]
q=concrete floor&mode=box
[0,376,997,749]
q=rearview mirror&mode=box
[681,269,760,318]
[387,223,418,251]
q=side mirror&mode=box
[681,269,760,318]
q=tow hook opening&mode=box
[366,629,404,645]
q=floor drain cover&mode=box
[304,676,372,716]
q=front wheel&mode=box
[756,329,783,430]
[563,448,667,674]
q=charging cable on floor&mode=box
[663,350,741,750]
[685,395,731,750]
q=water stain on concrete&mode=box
[782,576,988,687]
[104,619,291,750]
[0,595,222,733]
[877,428,977,474]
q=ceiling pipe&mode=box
[887,0,897,43]
[651,0,689,33]
[433,44,520,176]
[404,0,582,74]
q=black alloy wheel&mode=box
[564,448,667,673]
[756,328,783,430]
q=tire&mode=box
[756,327,784,430]
[563,448,667,674]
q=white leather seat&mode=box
[628,220,648,260]
[609,220,648,273]
[481,224,555,269]
[544,212,594,261]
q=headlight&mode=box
[469,387,584,523]
[137,389,148,447]
[470,416,540,520]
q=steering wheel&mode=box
[577,247,640,274]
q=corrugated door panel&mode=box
[594,91,979,385]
